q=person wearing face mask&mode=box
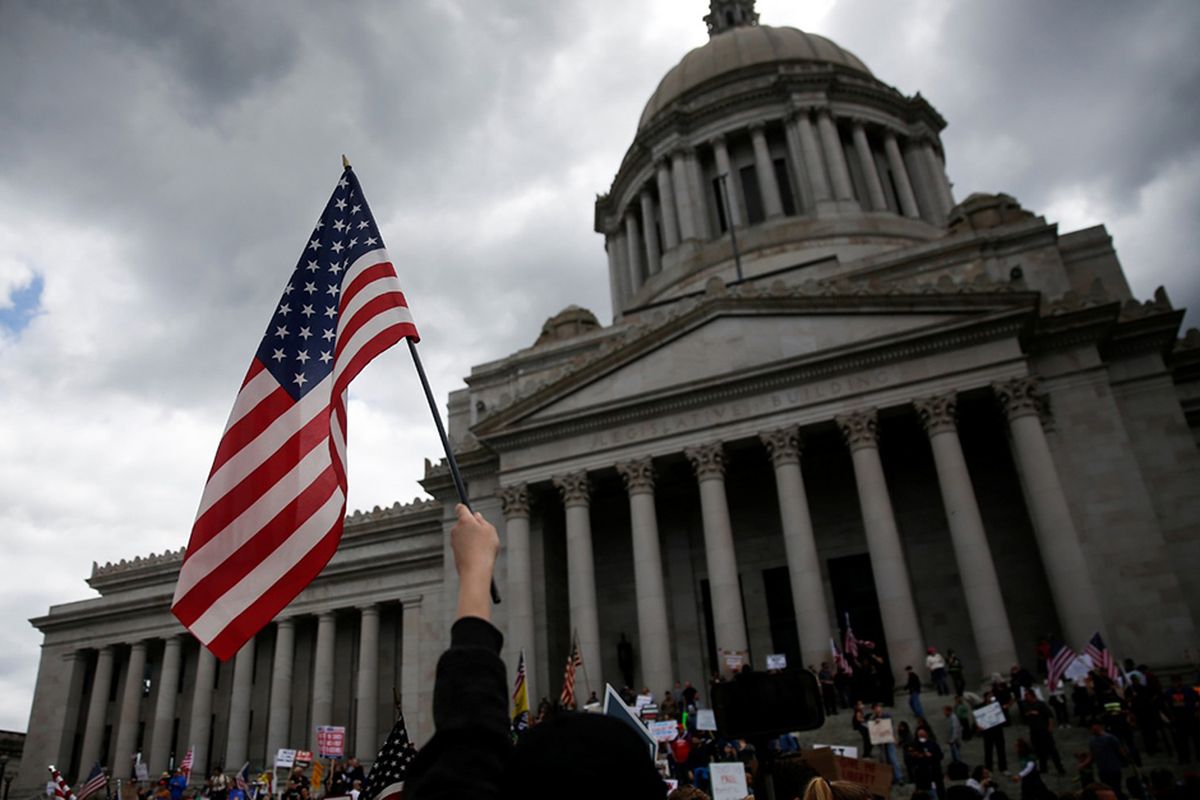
[909,727,945,799]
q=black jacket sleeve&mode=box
[406,616,512,800]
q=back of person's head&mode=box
[666,788,709,800]
[971,765,987,783]
[800,777,871,800]
[767,754,819,800]
[501,712,663,800]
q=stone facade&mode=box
[18,2,1200,797]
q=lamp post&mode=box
[715,173,744,283]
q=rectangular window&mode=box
[773,159,797,216]
[739,165,765,224]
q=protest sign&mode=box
[604,684,657,759]
[135,763,150,782]
[649,720,679,742]
[814,744,858,759]
[274,749,297,769]
[973,702,1006,731]
[635,693,654,711]
[315,725,346,758]
[720,649,748,676]
[801,748,891,799]
[1064,655,1092,683]
[294,751,313,768]
[867,718,894,745]
[766,654,787,670]
[696,709,717,731]
[710,763,749,800]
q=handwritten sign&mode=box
[696,709,717,731]
[274,749,297,769]
[867,718,894,745]
[973,702,1006,731]
[710,763,749,800]
[649,720,679,742]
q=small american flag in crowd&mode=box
[172,167,419,659]
[843,614,859,660]
[560,637,583,708]
[234,762,251,793]
[1046,639,1074,690]
[76,762,107,800]
[362,715,418,800]
[1085,632,1119,681]
[179,746,194,780]
[49,767,76,800]
[830,637,852,676]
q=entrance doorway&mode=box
[827,553,889,667]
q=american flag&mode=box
[1084,632,1119,681]
[75,762,107,800]
[361,714,418,800]
[831,637,853,676]
[559,638,583,708]
[843,614,859,661]
[1046,639,1074,690]
[234,762,250,793]
[179,746,194,781]
[171,168,419,660]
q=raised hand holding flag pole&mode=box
[172,156,494,658]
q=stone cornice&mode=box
[420,446,501,499]
[473,291,1036,452]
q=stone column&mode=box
[760,427,832,669]
[149,636,183,774]
[639,188,661,276]
[794,112,833,203]
[685,149,711,238]
[400,599,422,743]
[710,135,743,227]
[311,611,336,747]
[670,149,698,241]
[836,410,924,682]
[685,443,749,655]
[993,377,1105,646]
[499,484,536,703]
[615,458,673,694]
[750,123,785,218]
[655,160,681,250]
[914,393,1018,675]
[224,636,255,768]
[265,618,295,763]
[816,110,855,202]
[355,606,379,759]
[851,122,888,211]
[553,472,603,693]
[623,210,643,290]
[605,234,626,311]
[922,141,955,215]
[112,641,148,779]
[782,116,814,212]
[186,647,216,780]
[78,646,116,772]
[883,132,920,218]
[903,140,938,224]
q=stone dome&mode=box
[638,25,873,131]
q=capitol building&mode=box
[17,0,1200,793]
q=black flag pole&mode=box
[340,154,499,604]
[407,337,502,605]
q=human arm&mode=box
[406,505,509,800]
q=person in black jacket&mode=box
[405,504,664,800]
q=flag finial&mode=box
[342,154,352,170]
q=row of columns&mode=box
[608,109,953,299]
[72,601,423,778]
[498,377,1102,691]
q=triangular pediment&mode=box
[472,290,1038,440]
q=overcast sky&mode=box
[1,0,1198,732]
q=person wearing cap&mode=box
[404,504,665,800]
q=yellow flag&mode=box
[310,760,324,790]
[512,650,530,733]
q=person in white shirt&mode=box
[965,765,995,798]
[926,647,950,696]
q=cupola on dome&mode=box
[639,25,873,131]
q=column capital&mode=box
[128,639,148,652]
[316,609,337,622]
[748,120,766,135]
[685,442,726,480]
[914,391,958,436]
[760,426,803,466]
[616,457,655,494]
[357,603,380,616]
[992,376,1042,422]
[497,483,531,519]
[836,408,879,451]
[553,471,591,507]
[655,157,673,172]
[708,132,727,148]
[276,616,296,629]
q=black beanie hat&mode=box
[501,712,664,800]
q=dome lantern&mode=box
[704,0,759,36]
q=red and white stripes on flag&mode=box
[843,614,859,661]
[1084,633,1119,681]
[179,746,194,780]
[49,767,77,800]
[831,637,853,676]
[171,169,419,660]
[560,637,583,708]
[1046,639,1074,690]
